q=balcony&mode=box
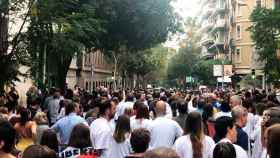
[201,21,214,32]
[208,32,225,50]
[214,37,224,46]
[202,5,215,19]
[213,2,227,15]
[200,35,214,46]
[212,19,226,32]
[200,46,215,59]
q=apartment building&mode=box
[231,0,280,76]
[200,0,232,60]
[66,50,114,91]
[199,0,280,79]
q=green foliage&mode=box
[0,0,30,90]
[124,45,168,77]
[249,7,280,82]
[95,0,181,52]
[192,59,230,85]
[167,18,201,86]
[239,74,262,89]
[26,0,104,88]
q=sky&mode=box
[172,0,200,19]
[165,0,200,49]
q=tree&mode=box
[250,7,280,83]
[120,45,169,88]
[27,0,104,89]
[167,18,201,87]
[0,0,32,90]
[192,59,230,86]
[93,0,181,89]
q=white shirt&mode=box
[252,126,263,158]
[115,101,134,119]
[130,118,152,131]
[174,135,215,158]
[214,111,232,120]
[252,117,263,158]
[243,113,256,139]
[188,101,197,113]
[90,117,112,158]
[59,146,95,158]
[209,138,248,158]
[108,134,132,158]
[148,117,183,149]
[165,102,173,119]
[260,149,268,158]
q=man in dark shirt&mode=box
[174,99,188,129]
[232,105,249,151]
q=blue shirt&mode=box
[235,125,249,151]
[52,113,87,145]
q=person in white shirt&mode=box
[60,124,95,158]
[252,103,268,158]
[90,100,115,158]
[109,115,132,158]
[174,112,215,158]
[213,142,236,158]
[159,95,173,119]
[210,116,248,158]
[259,107,280,158]
[214,100,232,120]
[130,102,151,131]
[188,95,198,114]
[149,100,183,149]
[135,92,149,107]
[229,95,242,109]
[266,124,280,158]
[115,93,134,120]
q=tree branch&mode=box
[9,0,34,56]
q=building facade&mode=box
[200,0,280,81]
[200,0,233,60]
[66,50,114,92]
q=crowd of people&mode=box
[0,85,280,158]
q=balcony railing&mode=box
[201,35,214,46]
[202,6,214,19]
[201,21,214,32]
[212,19,226,32]
[214,35,225,45]
[213,3,227,15]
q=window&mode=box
[89,82,92,91]
[256,0,262,7]
[236,25,241,39]
[236,48,241,63]
[236,4,242,16]
[85,82,89,90]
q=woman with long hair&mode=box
[14,108,37,151]
[109,115,132,158]
[213,142,236,158]
[33,112,49,144]
[40,129,59,153]
[266,124,280,158]
[60,123,96,158]
[0,119,17,158]
[22,145,57,158]
[130,102,151,130]
[174,112,215,158]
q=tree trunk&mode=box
[113,52,118,91]
[0,1,9,91]
[0,0,8,55]
[56,55,73,91]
